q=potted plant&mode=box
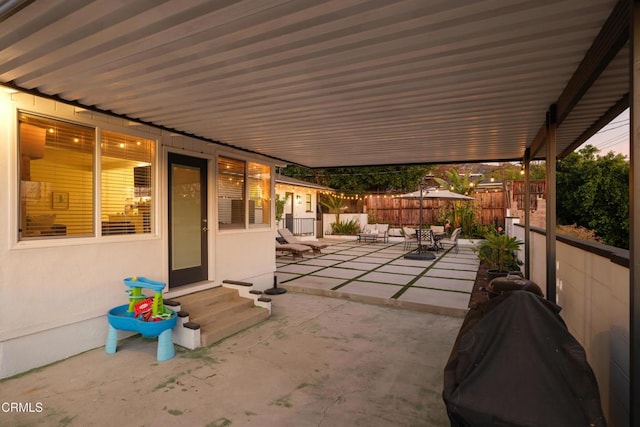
[475,231,523,281]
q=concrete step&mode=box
[176,286,270,348]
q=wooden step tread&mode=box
[188,298,254,324]
[200,307,270,347]
[176,287,237,311]
[174,286,270,348]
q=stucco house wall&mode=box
[0,91,277,378]
[275,174,332,238]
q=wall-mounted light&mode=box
[295,195,302,205]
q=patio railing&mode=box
[277,216,315,236]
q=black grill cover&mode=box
[443,291,606,426]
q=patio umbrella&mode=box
[396,189,475,200]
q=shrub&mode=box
[474,231,523,272]
[331,219,360,235]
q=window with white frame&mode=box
[19,112,95,238]
[248,162,271,227]
[101,131,155,235]
[218,157,245,229]
[17,111,157,240]
[218,157,271,229]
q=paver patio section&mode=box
[277,239,480,317]
[376,264,426,276]
[276,263,326,275]
[428,268,478,280]
[355,271,416,286]
[398,286,472,310]
[298,258,344,267]
[337,281,403,299]
[413,276,475,293]
[310,267,368,280]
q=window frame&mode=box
[100,129,156,237]
[247,161,271,229]
[305,193,312,212]
[15,109,159,243]
[17,111,97,240]
[217,156,273,231]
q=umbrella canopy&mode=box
[396,189,475,200]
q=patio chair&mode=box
[373,224,390,242]
[417,228,440,252]
[440,227,462,253]
[430,225,445,234]
[402,226,418,251]
[278,228,328,254]
[430,225,446,250]
[275,240,312,259]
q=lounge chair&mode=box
[402,226,418,251]
[275,240,312,259]
[440,227,462,253]
[278,228,328,254]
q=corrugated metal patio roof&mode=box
[0,0,628,167]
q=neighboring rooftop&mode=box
[275,173,334,192]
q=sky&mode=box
[579,108,629,158]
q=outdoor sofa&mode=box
[361,223,389,242]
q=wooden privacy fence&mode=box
[364,191,506,227]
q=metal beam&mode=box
[524,148,531,280]
[555,0,629,124]
[630,1,640,424]
[559,94,629,159]
[529,0,629,160]
[528,122,548,160]
[546,105,557,303]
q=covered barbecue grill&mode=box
[443,288,606,426]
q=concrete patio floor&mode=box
[0,292,463,426]
[277,239,479,318]
[0,239,475,426]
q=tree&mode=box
[434,168,477,195]
[433,168,480,236]
[279,164,434,194]
[556,145,629,248]
[318,193,347,224]
[275,193,288,222]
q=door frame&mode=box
[167,152,209,288]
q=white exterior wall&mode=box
[275,185,320,238]
[512,222,629,426]
[0,91,277,378]
[322,213,368,236]
[275,185,318,221]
